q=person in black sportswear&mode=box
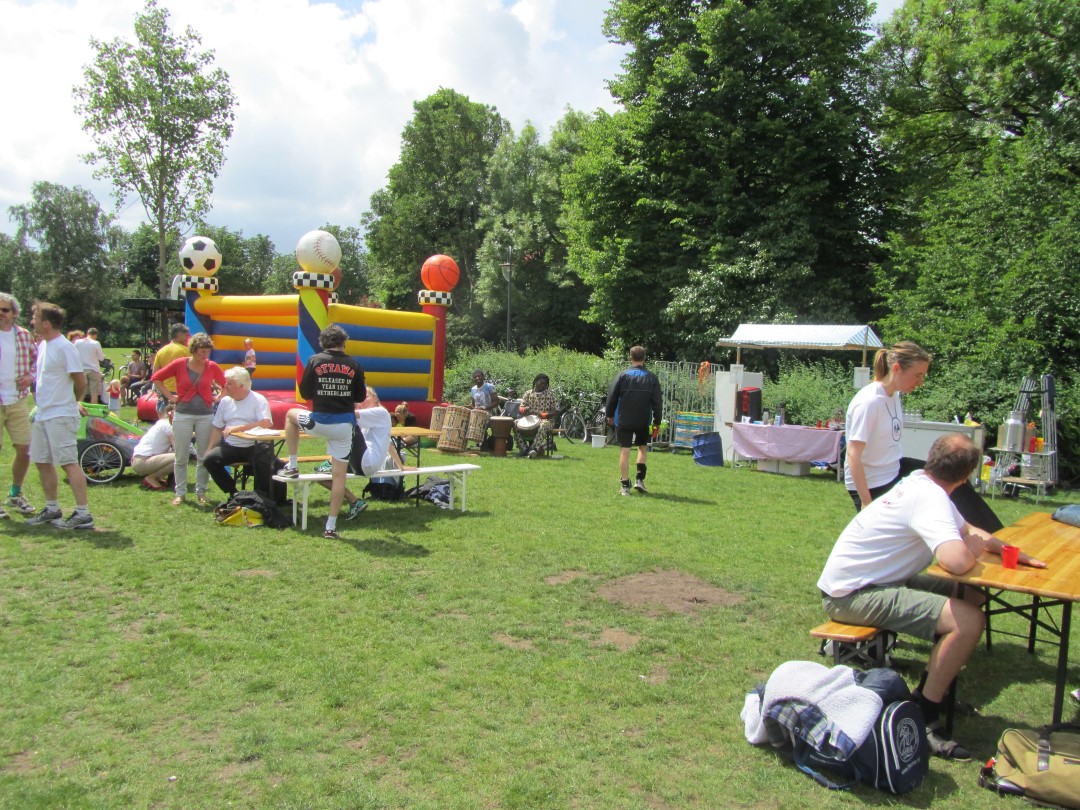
[606,345,662,496]
[281,324,366,538]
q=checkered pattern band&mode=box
[292,272,336,290]
[328,293,339,304]
[418,290,453,306]
[182,276,218,291]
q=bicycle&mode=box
[559,390,613,444]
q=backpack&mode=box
[403,476,452,508]
[756,664,928,795]
[979,724,1080,809]
[361,451,405,501]
[217,490,293,529]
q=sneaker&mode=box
[1070,688,1080,706]
[527,449,538,459]
[0,505,7,519]
[51,511,95,530]
[323,527,340,539]
[634,479,648,494]
[26,507,63,525]
[620,483,631,497]
[925,721,972,761]
[344,499,367,521]
[314,460,332,474]
[6,494,35,515]
[279,466,300,479]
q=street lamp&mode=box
[500,246,513,352]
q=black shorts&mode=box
[616,426,650,448]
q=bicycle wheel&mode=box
[560,411,587,443]
[80,440,125,484]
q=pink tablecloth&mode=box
[731,423,842,464]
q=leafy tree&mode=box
[564,0,881,358]
[73,0,236,338]
[364,88,508,319]
[8,182,116,328]
[475,111,603,353]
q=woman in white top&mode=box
[130,406,175,490]
[845,342,931,511]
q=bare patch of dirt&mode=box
[345,734,372,750]
[595,628,640,651]
[642,665,669,685]
[235,569,278,578]
[3,750,38,775]
[545,570,592,585]
[493,633,535,651]
[598,570,743,616]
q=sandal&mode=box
[171,496,184,506]
[926,722,972,761]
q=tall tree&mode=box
[73,0,236,338]
[364,88,507,320]
[475,112,603,353]
[564,0,880,358]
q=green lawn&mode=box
[1,422,1076,809]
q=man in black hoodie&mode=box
[281,324,366,538]
[606,345,662,496]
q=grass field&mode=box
[1,401,1077,808]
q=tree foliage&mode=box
[364,88,507,319]
[563,0,880,358]
[73,0,236,333]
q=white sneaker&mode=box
[6,494,35,515]
[279,466,300,479]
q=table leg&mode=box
[1052,602,1071,725]
[1028,596,1041,654]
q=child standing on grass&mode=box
[243,338,257,377]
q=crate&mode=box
[672,412,715,451]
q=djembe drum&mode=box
[437,405,469,452]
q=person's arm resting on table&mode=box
[962,523,1047,568]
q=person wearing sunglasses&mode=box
[0,292,38,519]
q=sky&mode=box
[0,0,905,257]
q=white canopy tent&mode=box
[716,324,883,365]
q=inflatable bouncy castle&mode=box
[138,230,456,428]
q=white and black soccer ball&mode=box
[178,236,222,277]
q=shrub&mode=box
[762,357,855,426]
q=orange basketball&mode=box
[421,254,460,292]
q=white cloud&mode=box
[0,0,623,254]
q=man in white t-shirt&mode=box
[26,302,94,530]
[818,433,1045,761]
[74,327,106,404]
[203,367,273,499]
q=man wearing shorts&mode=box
[818,433,1045,761]
[74,327,106,404]
[0,292,38,518]
[281,324,366,539]
[605,345,662,496]
[25,301,94,529]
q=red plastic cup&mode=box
[1001,544,1020,569]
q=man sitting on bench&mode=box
[817,433,1045,762]
[203,367,273,500]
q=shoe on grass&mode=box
[26,507,63,525]
[323,527,340,539]
[279,466,300,479]
[620,483,631,497]
[7,494,35,514]
[925,721,971,761]
[345,499,367,521]
[0,505,7,519]
[52,511,95,530]
[633,479,648,494]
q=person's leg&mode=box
[4,398,33,504]
[192,415,214,500]
[36,463,58,502]
[284,410,303,469]
[170,412,194,500]
[634,436,649,491]
[203,444,238,497]
[923,598,985,703]
[86,369,101,404]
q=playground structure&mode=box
[137,231,456,428]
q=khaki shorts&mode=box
[0,397,32,447]
[30,416,81,467]
[822,574,957,641]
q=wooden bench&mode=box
[371,464,482,512]
[810,621,895,668]
[231,455,331,490]
[271,472,359,530]
[272,464,481,529]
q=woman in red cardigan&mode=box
[151,332,226,506]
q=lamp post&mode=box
[500,246,513,352]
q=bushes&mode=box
[762,357,854,427]
[445,346,622,408]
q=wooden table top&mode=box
[926,512,1080,602]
